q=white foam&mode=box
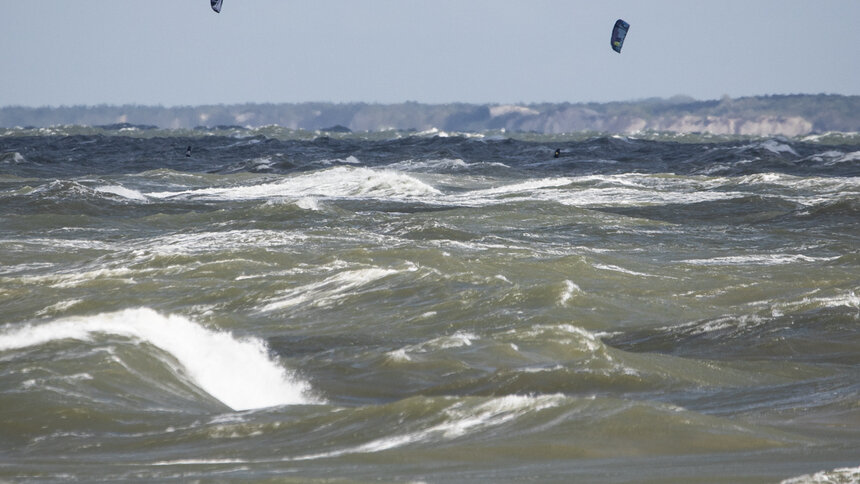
[515,323,604,353]
[393,331,480,360]
[840,151,860,162]
[134,230,309,257]
[295,197,321,211]
[291,394,565,460]
[147,166,440,202]
[0,308,317,410]
[140,165,854,212]
[153,458,249,466]
[784,290,860,312]
[684,314,766,336]
[13,266,136,289]
[0,261,55,275]
[805,150,860,168]
[416,128,449,137]
[385,348,412,362]
[450,174,747,208]
[260,266,404,312]
[593,263,658,278]
[781,466,860,484]
[94,185,148,201]
[35,299,83,316]
[558,280,581,306]
[682,254,838,266]
[0,151,26,164]
[386,158,471,172]
[759,139,799,156]
[470,177,573,198]
[433,331,477,350]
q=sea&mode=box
[1,125,858,483]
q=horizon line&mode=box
[2,93,855,110]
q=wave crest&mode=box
[0,308,318,411]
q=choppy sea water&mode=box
[1,126,858,483]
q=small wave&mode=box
[759,139,799,156]
[0,151,27,164]
[260,265,412,312]
[32,180,94,199]
[220,156,283,173]
[388,331,479,361]
[28,180,147,204]
[291,394,566,460]
[295,196,322,211]
[734,139,799,157]
[391,158,470,172]
[94,185,147,201]
[797,198,860,218]
[35,298,84,316]
[387,158,510,174]
[779,290,860,313]
[517,323,605,354]
[558,280,581,306]
[840,151,860,162]
[317,155,362,165]
[416,127,450,138]
[593,263,660,277]
[0,308,318,410]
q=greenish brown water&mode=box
[1,127,858,482]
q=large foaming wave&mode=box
[0,308,318,411]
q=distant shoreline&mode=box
[2,94,857,136]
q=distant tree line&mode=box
[1,95,857,135]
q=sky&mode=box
[1,0,858,107]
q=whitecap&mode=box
[35,299,83,316]
[295,197,321,211]
[393,331,480,359]
[780,466,860,484]
[95,185,147,201]
[0,151,26,164]
[558,280,581,306]
[260,266,406,312]
[593,263,658,278]
[0,308,318,410]
[840,151,860,162]
[416,128,449,137]
[759,139,799,156]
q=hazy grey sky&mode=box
[2,0,858,106]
